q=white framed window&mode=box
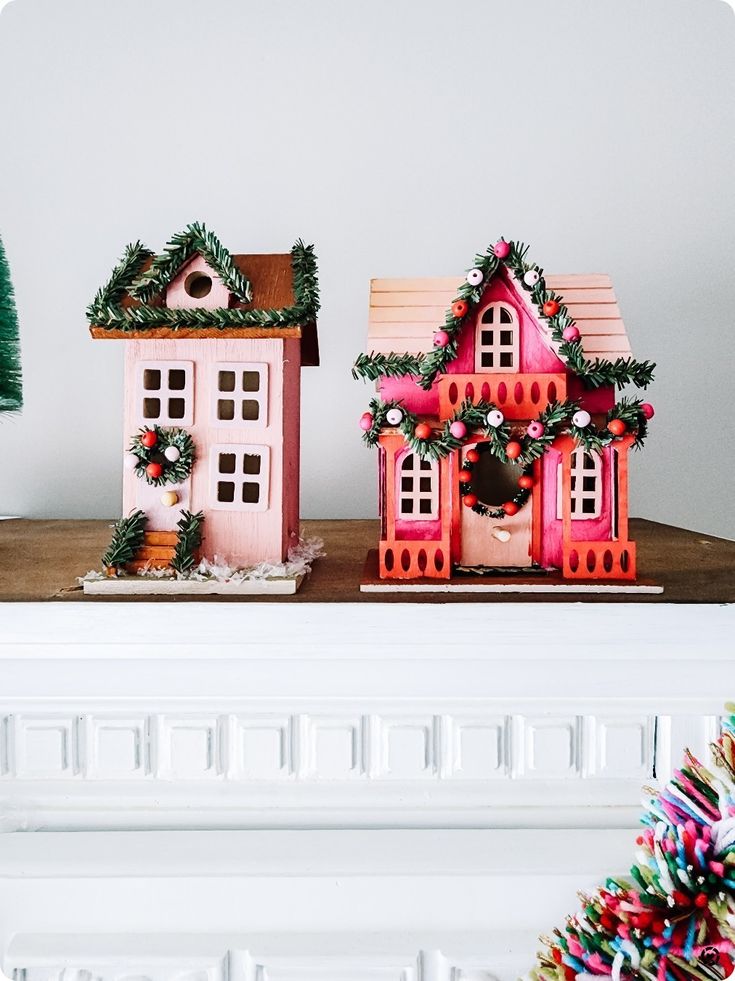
[210,444,270,512]
[137,361,193,426]
[557,448,602,519]
[475,302,518,372]
[398,452,438,520]
[212,363,268,427]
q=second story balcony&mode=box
[437,372,568,422]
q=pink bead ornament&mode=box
[527,420,545,438]
[449,420,467,439]
[359,412,373,431]
[494,240,511,259]
[562,325,581,342]
[433,330,450,348]
[641,403,655,419]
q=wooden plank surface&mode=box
[0,519,731,605]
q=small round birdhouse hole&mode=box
[184,272,213,299]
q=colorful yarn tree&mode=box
[533,710,735,981]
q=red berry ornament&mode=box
[463,493,478,508]
[359,412,374,431]
[451,300,468,319]
[458,469,472,483]
[518,475,534,490]
[641,402,655,419]
[607,418,626,436]
[146,462,163,479]
[542,300,560,317]
[505,440,522,460]
[141,430,157,448]
[466,448,480,464]
[503,501,519,516]
[433,330,450,348]
[414,423,432,440]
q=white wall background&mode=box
[0,0,733,539]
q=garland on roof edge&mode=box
[87,239,319,331]
[130,222,253,304]
[531,709,735,981]
[352,239,656,391]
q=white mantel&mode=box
[0,600,731,978]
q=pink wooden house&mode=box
[355,238,655,584]
[88,224,319,571]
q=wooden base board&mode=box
[360,551,663,594]
[83,573,306,596]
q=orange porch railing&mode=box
[379,539,451,580]
[438,373,567,421]
[562,540,636,581]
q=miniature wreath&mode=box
[126,426,195,486]
[458,453,535,519]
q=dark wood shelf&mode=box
[0,517,732,604]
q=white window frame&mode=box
[136,360,194,426]
[475,302,519,373]
[397,451,439,521]
[212,363,268,428]
[210,444,270,513]
[556,448,602,520]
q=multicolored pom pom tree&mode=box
[532,709,735,981]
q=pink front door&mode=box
[459,444,533,568]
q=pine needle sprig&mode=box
[170,510,204,576]
[86,241,153,320]
[101,510,147,571]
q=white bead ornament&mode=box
[466,268,484,287]
[164,445,181,462]
[523,269,540,287]
[572,410,591,428]
[486,409,505,427]
[386,408,404,426]
[123,452,138,471]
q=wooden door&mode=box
[459,444,533,568]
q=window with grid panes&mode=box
[213,363,268,426]
[210,444,270,512]
[475,303,518,372]
[556,448,602,519]
[137,361,193,426]
[398,452,438,520]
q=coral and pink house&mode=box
[355,239,654,583]
[87,224,319,570]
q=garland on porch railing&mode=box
[352,238,656,391]
[531,708,735,981]
[359,397,653,465]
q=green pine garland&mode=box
[0,234,22,412]
[128,426,195,486]
[352,238,656,391]
[101,510,147,571]
[88,238,319,332]
[362,396,650,466]
[130,222,252,304]
[170,510,204,575]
